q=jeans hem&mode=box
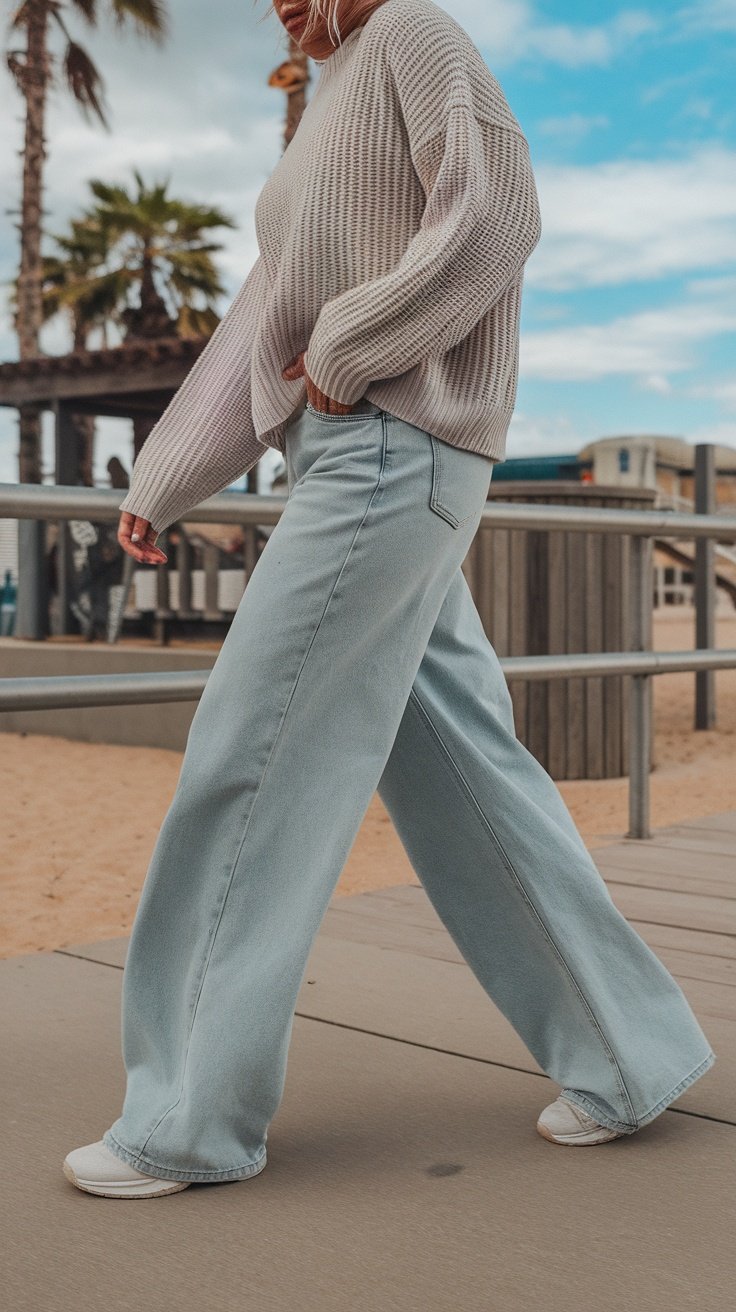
[407,687,637,1123]
[561,1048,717,1134]
[102,1130,268,1183]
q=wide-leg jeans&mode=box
[103,399,715,1182]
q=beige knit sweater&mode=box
[118,0,542,534]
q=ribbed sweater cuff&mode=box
[118,489,174,537]
[303,328,369,406]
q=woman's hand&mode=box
[118,512,168,564]
[282,351,355,415]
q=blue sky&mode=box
[0,0,734,492]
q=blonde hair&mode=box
[255,2,373,51]
[300,1,345,45]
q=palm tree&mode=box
[5,0,170,483]
[82,170,235,350]
[78,170,235,459]
[33,171,236,469]
[37,215,112,486]
[40,173,235,348]
[41,213,114,351]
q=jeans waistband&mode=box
[302,396,383,417]
[349,397,383,416]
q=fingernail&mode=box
[131,532,140,541]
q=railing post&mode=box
[694,443,716,729]
[176,528,193,617]
[14,519,49,640]
[627,534,653,839]
[243,524,258,586]
[203,543,221,620]
[53,401,81,636]
[154,532,173,645]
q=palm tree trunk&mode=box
[284,35,309,149]
[72,319,95,486]
[123,252,176,340]
[16,0,52,483]
[17,1,49,357]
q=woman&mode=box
[63,0,715,1198]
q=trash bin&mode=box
[0,568,17,636]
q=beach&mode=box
[2,608,734,960]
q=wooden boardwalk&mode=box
[2,810,733,1311]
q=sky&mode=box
[0,0,734,494]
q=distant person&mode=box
[108,455,130,492]
[64,0,715,1198]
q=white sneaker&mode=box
[536,1095,626,1146]
[63,1140,191,1198]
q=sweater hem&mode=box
[362,385,511,462]
[255,391,512,464]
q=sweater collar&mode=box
[314,23,366,83]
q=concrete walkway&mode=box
[3,811,733,1311]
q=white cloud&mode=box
[640,72,704,105]
[680,96,715,120]
[638,373,675,395]
[445,2,659,68]
[674,1,736,34]
[521,295,736,382]
[683,419,736,445]
[528,145,736,291]
[524,9,659,68]
[536,113,610,142]
[686,379,736,408]
[528,304,572,322]
[686,274,736,295]
[505,407,587,457]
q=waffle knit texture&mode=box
[118,0,542,534]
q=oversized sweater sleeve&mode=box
[117,253,269,536]
[303,104,542,407]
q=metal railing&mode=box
[1,482,736,841]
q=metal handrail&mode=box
[2,648,735,712]
[2,480,736,842]
[2,481,736,536]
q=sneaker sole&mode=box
[62,1159,192,1198]
[536,1120,622,1146]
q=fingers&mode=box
[303,362,355,416]
[307,380,355,415]
[282,351,353,412]
[118,512,168,564]
[282,350,306,380]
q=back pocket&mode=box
[429,433,494,529]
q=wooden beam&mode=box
[0,354,201,408]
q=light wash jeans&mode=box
[103,399,715,1182]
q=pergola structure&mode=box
[0,337,254,638]
[0,335,205,422]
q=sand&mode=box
[1,610,734,960]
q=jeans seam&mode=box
[406,685,639,1128]
[136,413,390,1158]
